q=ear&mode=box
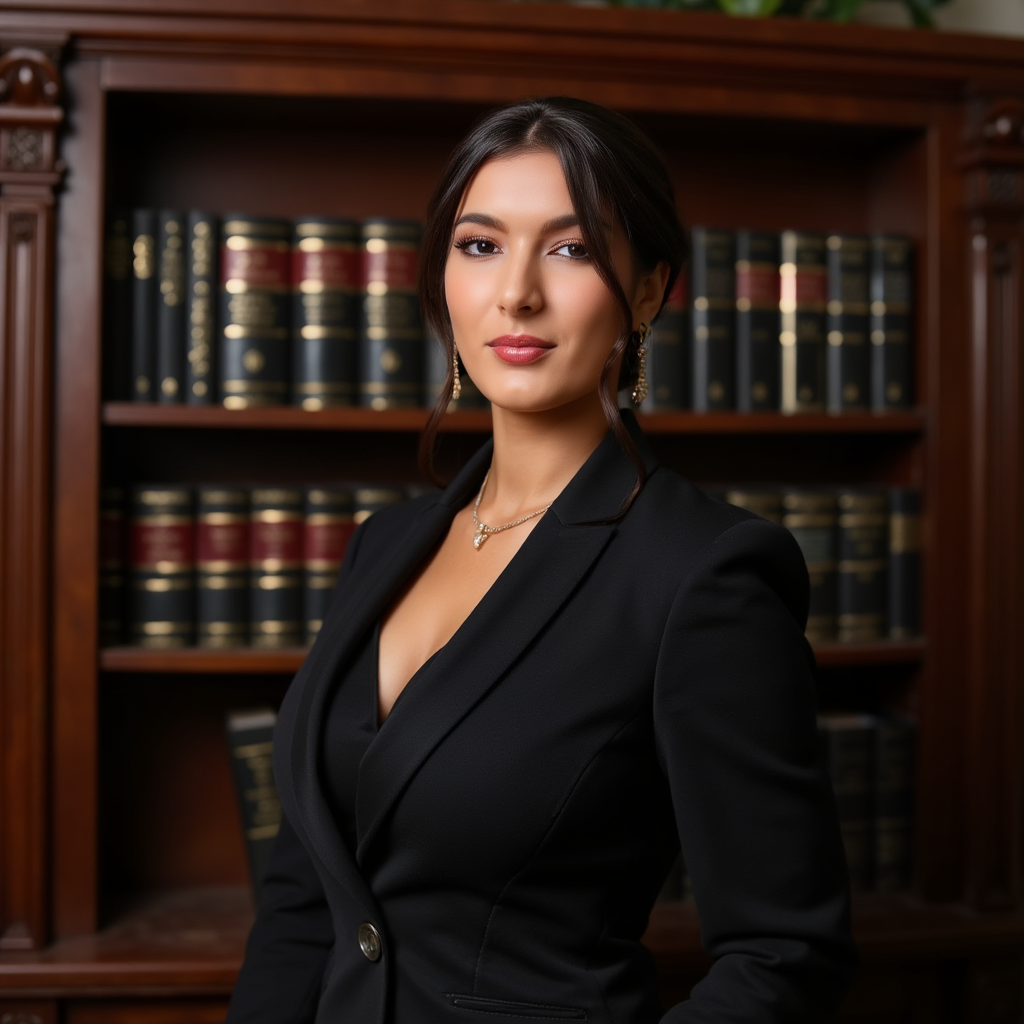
[632,260,671,328]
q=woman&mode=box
[227,97,857,1024]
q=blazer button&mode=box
[358,922,382,962]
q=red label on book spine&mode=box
[737,265,780,306]
[197,520,250,564]
[131,521,194,569]
[362,249,418,290]
[294,249,359,291]
[222,248,290,290]
[251,519,304,566]
[304,521,356,565]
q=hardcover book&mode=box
[870,235,914,410]
[156,210,187,403]
[836,488,888,642]
[735,230,780,412]
[691,227,735,412]
[782,489,838,642]
[826,234,871,412]
[780,231,827,413]
[197,487,250,648]
[888,488,922,638]
[304,486,357,643]
[642,274,689,412]
[724,488,783,525]
[131,208,158,402]
[103,209,134,401]
[249,488,304,648]
[186,211,218,404]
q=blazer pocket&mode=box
[448,993,587,1020]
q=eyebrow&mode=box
[453,212,581,234]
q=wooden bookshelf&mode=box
[1,2,1023,1022]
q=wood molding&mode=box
[961,95,1024,911]
[0,38,65,951]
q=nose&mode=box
[498,247,543,317]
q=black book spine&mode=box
[735,231,780,412]
[197,487,250,648]
[836,488,888,642]
[641,275,689,412]
[870,235,914,410]
[780,231,827,413]
[360,219,423,409]
[103,209,134,401]
[724,488,783,525]
[292,218,360,409]
[156,210,186,403]
[219,215,291,408]
[818,713,876,892]
[826,234,871,412]
[129,486,194,648]
[304,487,356,643]
[782,490,838,642]
[250,488,304,648]
[888,488,922,638]
[691,227,735,411]
[425,330,487,410]
[186,211,218,405]
[873,715,918,892]
[99,486,126,646]
[225,708,282,903]
[131,209,158,402]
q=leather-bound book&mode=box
[292,217,360,410]
[735,230,780,412]
[425,330,487,410]
[99,486,126,647]
[836,488,888,642]
[826,234,871,413]
[359,219,423,409]
[870,235,914,410]
[641,274,689,412]
[873,714,917,891]
[888,488,922,639]
[156,210,186,403]
[818,712,876,892]
[780,231,827,413]
[197,487,249,648]
[225,708,282,903]
[250,488,304,648]
[782,489,837,642]
[131,208,158,402]
[304,487,357,643]
[690,227,735,412]
[724,487,783,524]
[219,215,291,409]
[128,486,195,648]
[354,486,407,525]
[103,209,134,401]
[186,211,218,404]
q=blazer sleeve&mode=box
[653,516,858,1024]
[226,521,370,1024]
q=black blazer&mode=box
[227,411,857,1024]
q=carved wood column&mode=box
[961,97,1024,911]
[0,38,65,951]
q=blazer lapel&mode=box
[354,410,659,865]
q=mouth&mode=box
[487,334,555,365]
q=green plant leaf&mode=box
[717,0,783,15]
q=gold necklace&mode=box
[471,469,552,550]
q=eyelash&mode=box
[452,235,590,261]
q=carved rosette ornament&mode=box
[0,38,65,953]
[959,95,1024,913]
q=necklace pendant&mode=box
[473,527,489,550]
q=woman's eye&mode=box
[455,237,499,256]
[554,241,589,260]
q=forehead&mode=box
[457,150,573,223]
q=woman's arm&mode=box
[654,516,858,1024]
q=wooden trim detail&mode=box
[0,39,65,952]
[962,96,1024,911]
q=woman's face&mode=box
[444,150,666,414]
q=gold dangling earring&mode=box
[452,345,462,401]
[631,323,650,404]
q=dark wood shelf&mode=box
[99,639,925,674]
[101,402,926,436]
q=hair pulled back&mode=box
[418,97,688,508]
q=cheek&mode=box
[444,259,490,330]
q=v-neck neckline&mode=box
[373,617,447,729]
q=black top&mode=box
[321,620,443,853]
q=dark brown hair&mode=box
[418,97,687,510]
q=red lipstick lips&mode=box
[487,334,555,365]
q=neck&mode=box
[480,391,611,519]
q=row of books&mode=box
[104,210,487,411]
[657,711,919,899]
[720,486,921,644]
[104,211,913,415]
[100,483,410,649]
[643,230,914,414]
